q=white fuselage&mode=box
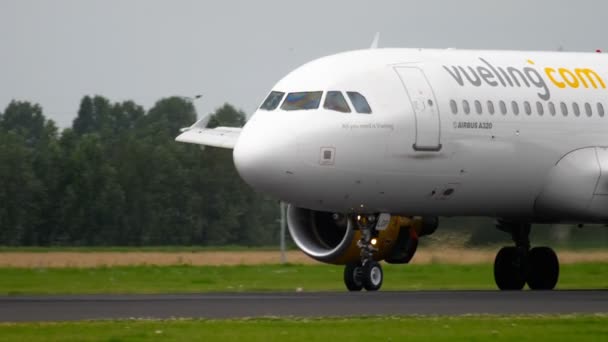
[233,48,608,222]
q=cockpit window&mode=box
[260,91,285,111]
[347,92,372,114]
[323,91,351,113]
[281,91,323,111]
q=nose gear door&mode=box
[394,67,442,152]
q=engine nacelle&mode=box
[287,205,436,265]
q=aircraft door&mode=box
[394,67,442,151]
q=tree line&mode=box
[0,96,280,246]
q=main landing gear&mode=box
[494,221,559,290]
[344,215,383,291]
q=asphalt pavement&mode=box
[0,290,606,322]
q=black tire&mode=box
[527,247,559,290]
[494,246,526,290]
[362,261,383,291]
[344,262,363,291]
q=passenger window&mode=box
[499,100,507,115]
[536,102,544,116]
[346,92,372,114]
[450,100,458,114]
[324,91,351,113]
[585,103,592,117]
[512,101,519,115]
[463,100,470,114]
[487,101,495,115]
[281,91,323,111]
[549,102,556,116]
[475,100,482,114]
[598,103,605,117]
[260,91,285,111]
[524,101,531,115]
[573,103,580,117]
[560,102,568,116]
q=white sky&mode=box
[0,0,605,128]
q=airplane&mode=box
[176,45,608,291]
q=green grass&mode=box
[0,315,606,341]
[1,263,607,295]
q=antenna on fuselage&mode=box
[370,32,380,49]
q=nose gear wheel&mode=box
[343,214,384,291]
[362,260,383,291]
[344,262,363,291]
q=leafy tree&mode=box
[57,134,117,244]
[72,95,112,136]
[143,97,197,139]
[0,131,44,245]
[109,100,144,134]
[207,103,247,128]
[0,101,61,245]
[0,100,52,146]
[0,96,286,247]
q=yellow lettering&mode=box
[545,68,566,88]
[575,68,606,89]
[559,68,579,88]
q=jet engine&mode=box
[287,205,437,265]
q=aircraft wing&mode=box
[175,115,241,149]
[175,126,241,149]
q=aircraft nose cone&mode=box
[233,115,296,195]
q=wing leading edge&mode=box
[175,115,241,149]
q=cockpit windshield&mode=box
[323,91,351,113]
[281,91,323,111]
[259,90,372,114]
[260,91,285,111]
[347,92,372,114]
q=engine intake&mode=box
[287,205,437,265]
[287,206,356,263]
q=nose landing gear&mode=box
[344,214,384,291]
[494,221,559,290]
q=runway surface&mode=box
[0,290,606,322]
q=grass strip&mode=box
[1,263,606,295]
[0,315,606,342]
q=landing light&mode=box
[371,238,378,246]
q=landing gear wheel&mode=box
[362,261,383,291]
[494,246,525,291]
[344,262,363,291]
[527,247,559,290]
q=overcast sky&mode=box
[0,0,605,128]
